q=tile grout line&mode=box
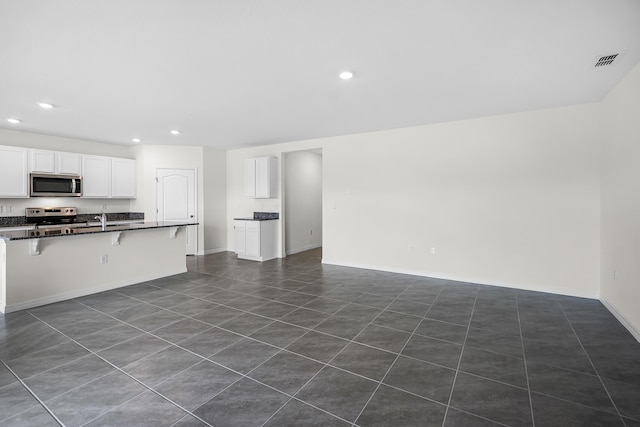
[137,267,442,330]
[24,311,215,427]
[181,276,506,423]
[351,281,453,425]
[13,254,618,427]
[258,282,417,427]
[0,359,66,426]
[192,255,640,423]
[21,269,471,424]
[556,299,629,426]
[112,275,473,370]
[20,279,529,427]
[260,279,439,426]
[514,291,536,427]
[71,296,356,426]
[440,286,480,426]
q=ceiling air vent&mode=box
[593,51,625,68]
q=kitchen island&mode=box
[0,221,197,314]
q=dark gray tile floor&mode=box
[1,248,639,426]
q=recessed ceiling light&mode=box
[7,118,21,124]
[132,138,142,143]
[170,130,181,135]
[37,102,54,109]
[339,71,354,80]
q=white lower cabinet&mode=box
[234,220,278,261]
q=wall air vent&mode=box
[593,51,625,68]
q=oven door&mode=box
[30,174,82,197]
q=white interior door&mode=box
[157,168,197,255]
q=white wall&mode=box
[0,128,133,216]
[203,147,228,253]
[284,150,322,255]
[600,63,640,339]
[227,104,602,298]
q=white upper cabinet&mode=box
[29,150,55,173]
[0,144,135,199]
[29,149,81,174]
[111,158,136,198]
[245,157,277,198]
[57,152,82,174]
[245,159,257,198]
[82,155,137,199]
[0,146,29,198]
[82,155,111,198]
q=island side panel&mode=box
[1,227,187,313]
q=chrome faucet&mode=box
[95,213,107,230]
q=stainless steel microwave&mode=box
[30,173,82,197]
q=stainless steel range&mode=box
[25,207,79,236]
[26,207,78,225]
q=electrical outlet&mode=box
[100,255,108,264]
[0,206,3,213]
[5,205,10,213]
[310,229,313,235]
[430,247,436,255]
[409,245,415,253]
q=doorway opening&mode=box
[283,149,323,255]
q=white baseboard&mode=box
[600,298,640,343]
[1,268,187,314]
[286,243,322,256]
[320,258,598,299]
[201,247,227,255]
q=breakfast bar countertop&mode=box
[0,221,198,241]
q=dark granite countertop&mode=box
[0,221,198,241]
[0,212,145,228]
[234,212,279,221]
[233,217,279,221]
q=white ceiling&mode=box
[1,0,639,150]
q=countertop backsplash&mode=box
[253,212,279,220]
